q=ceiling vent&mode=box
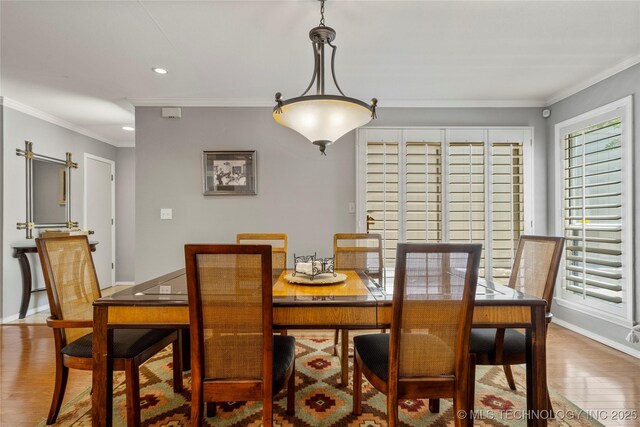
[161,107,182,118]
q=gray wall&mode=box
[135,107,358,282]
[2,107,117,320]
[135,106,545,283]
[116,147,135,282]
[546,63,640,353]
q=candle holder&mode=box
[293,253,336,281]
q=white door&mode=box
[85,155,115,289]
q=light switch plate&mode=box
[348,202,356,214]
[160,208,172,220]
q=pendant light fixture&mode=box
[273,0,377,155]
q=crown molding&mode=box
[377,99,546,108]
[0,96,131,147]
[128,98,274,107]
[116,141,136,148]
[129,97,546,108]
[546,53,640,106]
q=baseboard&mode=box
[114,281,135,286]
[1,303,50,323]
[552,318,640,359]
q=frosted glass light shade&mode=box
[273,95,372,145]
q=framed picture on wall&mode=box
[202,150,257,195]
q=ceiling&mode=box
[1,0,639,147]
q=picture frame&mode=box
[202,150,257,195]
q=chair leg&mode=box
[503,365,516,390]
[46,358,69,424]
[286,357,295,415]
[428,399,440,413]
[340,329,349,386]
[263,396,273,427]
[547,387,555,418]
[206,402,216,418]
[333,329,340,356]
[352,353,362,415]
[465,354,477,427]
[191,378,203,426]
[124,359,142,427]
[387,395,399,427]
[467,357,476,410]
[172,339,184,392]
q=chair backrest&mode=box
[333,233,383,279]
[508,235,564,311]
[36,235,101,344]
[390,243,481,384]
[236,233,288,270]
[185,244,273,388]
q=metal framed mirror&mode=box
[16,141,78,238]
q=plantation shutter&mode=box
[366,141,399,268]
[563,119,623,304]
[359,127,530,279]
[447,141,485,276]
[405,142,442,244]
[490,142,524,284]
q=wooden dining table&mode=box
[92,268,549,426]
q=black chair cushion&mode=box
[62,328,175,359]
[353,333,389,382]
[272,335,296,393]
[470,328,526,355]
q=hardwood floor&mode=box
[0,323,638,426]
[545,325,640,426]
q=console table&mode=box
[11,240,98,319]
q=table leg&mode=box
[526,305,548,427]
[180,328,191,371]
[92,305,113,427]
[340,329,349,386]
[15,251,32,319]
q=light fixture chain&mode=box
[319,0,325,26]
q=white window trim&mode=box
[553,95,634,323]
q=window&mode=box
[555,96,634,321]
[358,127,532,282]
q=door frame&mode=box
[83,153,116,287]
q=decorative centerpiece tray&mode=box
[284,272,347,285]
[286,253,346,285]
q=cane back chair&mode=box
[236,233,288,270]
[333,233,383,385]
[469,235,564,406]
[353,243,482,427]
[36,235,182,426]
[184,244,295,426]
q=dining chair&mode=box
[236,233,288,270]
[237,233,289,336]
[469,235,564,410]
[333,233,383,386]
[184,243,295,426]
[36,235,183,426]
[352,243,482,427]
[333,233,384,386]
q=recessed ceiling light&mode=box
[152,67,168,75]
[122,126,135,131]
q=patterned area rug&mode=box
[42,337,603,426]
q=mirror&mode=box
[33,160,67,224]
[16,141,78,238]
